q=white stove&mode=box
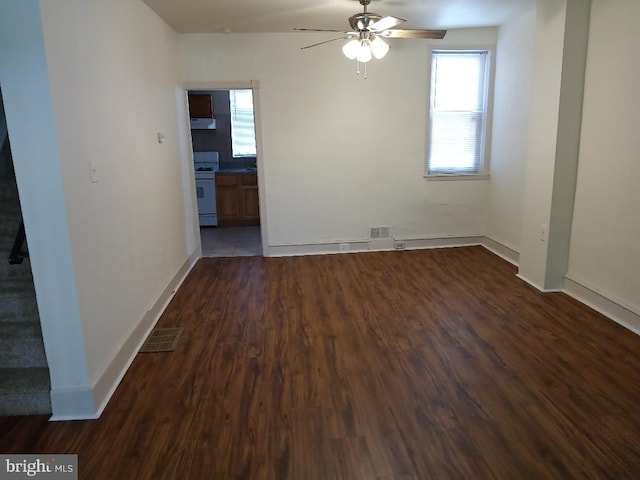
[193,151,219,226]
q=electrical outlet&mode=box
[339,243,350,252]
[89,161,98,183]
[394,241,406,250]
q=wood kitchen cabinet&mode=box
[188,93,213,118]
[216,173,259,226]
[240,174,260,222]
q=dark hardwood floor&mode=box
[1,246,639,479]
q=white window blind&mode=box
[230,89,257,157]
[427,50,489,175]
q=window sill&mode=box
[424,174,490,181]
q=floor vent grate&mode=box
[139,327,183,353]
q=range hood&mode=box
[190,118,217,130]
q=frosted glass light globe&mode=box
[356,40,372,63]
[342,39,360,60]
[370,36,389,59]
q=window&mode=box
[427,50,490,176]
[230,89,257,157]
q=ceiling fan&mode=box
[295,0,446,73]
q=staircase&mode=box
[0,131,52,416]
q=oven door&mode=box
[195,177,218,226]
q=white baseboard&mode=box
[49,387,99,421]
[564,275,640,336]
[267,235,484,257]
[481,237,520,266]
[514,273,563,293]
[49,249,200,421]
[267,241,371,257]
[399,235,484,250]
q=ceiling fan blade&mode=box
[301,36,348,50]
[382,29,447,39]
[369,16,406,32]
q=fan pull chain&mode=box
[355,61,368,79]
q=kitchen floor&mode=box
[200,226,261,257]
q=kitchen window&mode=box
[426,49,491,177]
[230,89,257,158]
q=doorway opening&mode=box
[187,88,262,257]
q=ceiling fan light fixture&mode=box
[342,38,360,60]
[370,35,389,59]
[356,40,373,63]
[299,0,447,76]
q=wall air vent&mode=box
[370,226,390,239]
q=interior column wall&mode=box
[565,0,640,332]
[485,8,536,258]
[0,0,91,411]
[518,0,590,290]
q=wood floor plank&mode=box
[1,246,639,479]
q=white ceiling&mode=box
[143,0,538,34]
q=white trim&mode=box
[515,273,541,290]
[268,241,371,257]
[182,79,268,258]
[426,46,496,177]
[396,235,484,250]
[564,275,640,336]
[515,273,563,293]
[183,80,253,90]
[425,174,490,181]
[49,387,98,421]
[481,237,519,265]
[49,249,200,421]
[266,235,484,257]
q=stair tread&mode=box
[0,280,36,293]
[0,297,40,321]
[0,318,47,369]
[0,269,34,281]
[0,366,52,417]
[0,315,38,321]
[0,289,37,298]
[0,286,35,294]
[0,322,43,337]
[0,395,52,416]
[0,206,21,217]
[0,367,50,393]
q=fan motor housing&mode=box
[349,12,382,31]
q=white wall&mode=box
[1,0,198,418]
[486,8,536,257]
[181,29,497,253]
[566,0,640,330]
[0,0,91,413]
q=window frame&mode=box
[230,89,257,158]
[425,47,495,180]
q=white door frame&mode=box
[183,80,269,256]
